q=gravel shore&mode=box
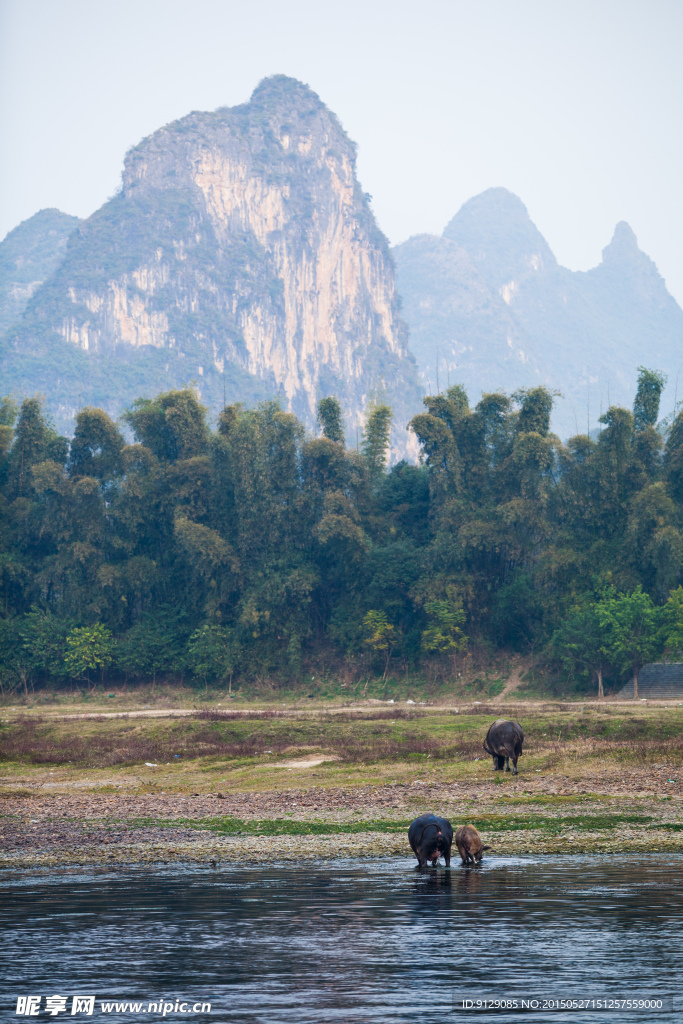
[2,770,682,869]
[3,824,682,870]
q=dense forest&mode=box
[1,368,683,697]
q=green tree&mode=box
[421,599,468,656]
[464,391,513,499]
[362,402,393,483]
[633,367,667,432]
[5,397,68,496]
[0,397,18,462]
[68,407,125,482]
[64,624,114,690]
[514,386,554,436]
[363,610,398,680]
[664,410,683,502]
[598,588,661,699]
[550,603,610,698]
[124,389,209,462]
[658,586,683,660]
[174,514,239,620]
[408,387,466,496]
[491,571,546,653]
[593,406,635,538]
[316,396,345,444]
[187,624,241,691]
[630,368,666,485]
[507,387,558,501]
[116,613,185,684]
[0,617,30,695]
[20,609,70,683]
[625,483,683,600]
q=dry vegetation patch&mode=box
[1,704,683,772]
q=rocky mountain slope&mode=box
[0,209,80,334]
[2,76,422,450]
[394,188,683,437]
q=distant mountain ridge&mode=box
[1,76,422,451]
[394,188,683,437]
[0,208,80,335]
[3,131,681,446]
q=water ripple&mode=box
[1,856,682,1023]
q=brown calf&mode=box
[455,824,491,865]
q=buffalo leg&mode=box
[511,755,518,775]
[504,756,510,772]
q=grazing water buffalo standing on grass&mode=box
[455,824,490,865]
[483,719,524,774]
[408,814,453,868]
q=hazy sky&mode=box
[1,0,682,302]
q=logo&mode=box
[15,996,95,1016]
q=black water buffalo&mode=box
[483,719,524,774]
[408,814,453,868]
[455,824,490,865]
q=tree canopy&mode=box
[0,372,679,694]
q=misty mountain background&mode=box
[1,87,681,444]
[394,188,683,440]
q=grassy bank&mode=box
[1,697,681,867]
[2,698,682,771]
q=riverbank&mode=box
[1,698,681,867]
[2,773,682,869]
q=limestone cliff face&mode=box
[13,76,420,442]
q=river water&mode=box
[1,856,681,1023]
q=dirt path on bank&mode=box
[495,657,533,701]
[4,695,678,723]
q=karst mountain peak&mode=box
[2,83,682,445]
[1,75,421,451]
[394,186,683,438]
[443,187,558,290]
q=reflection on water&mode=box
[1,856,682,1023]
